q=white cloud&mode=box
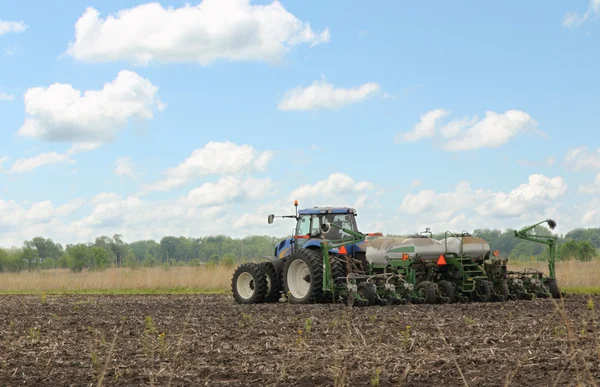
[409,179,422,189]
[395,108,449,142]
[289,172,374,202]
[17,70,164,144]
[277,80,380,111]
[141,141,274,193]
[5,45,17,57]
[399,174,567,222]
[395,109,539,151]
[65,0,330,66]
[0,93,14,101]
[0,197,85,234]
[0,169,585,248]
[114,156,137,178]
[187,175,273,206]
[578,173,600,194]
[0,19,27,35]
[67,142,102,155]
[564,146,600,171]
[475,175,567,218]
[3,152,75,174]
[563,0,600,28]
[441,110,539,151]
[581,199,599,226]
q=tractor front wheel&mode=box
[231,263,268,304]
[283,249,324,304]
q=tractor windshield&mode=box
[321,213,358,241]
[294,213,358,241]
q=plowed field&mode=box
[1,294,599,386]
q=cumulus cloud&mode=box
[563,0,600,28]
[65,0,330,66]
[395,108,449,142]
[141,141,274,193]
[114,156,138,178]
[564,146,600,171]
[0,197,85,234]
[399,174,567,222]
[278,80,380,111]
[476,175,567,218]
[441,110,539,151]
[187,175,273,206]
[0,19,27,35]
[2,152,75,174]
[581,199,599,226]
[0,93,14,101]
[395,108,539,151]
[578,173,600,194]
[17,70,164,144]
[0,182,278,247]
[289,172,373,202]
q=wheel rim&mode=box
[287,259,311,299]
[236,272,255,299]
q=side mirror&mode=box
[268,214,274,224]
[320,219,331,233]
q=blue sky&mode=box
[0,0,599,247]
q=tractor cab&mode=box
[294,207,359,246]
[268,202,367,260]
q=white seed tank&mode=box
[365,236,446,266]
[441,235,490,259]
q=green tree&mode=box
[67,244,92,272]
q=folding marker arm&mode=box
[513,219,558,279]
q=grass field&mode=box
[0,259,599,294]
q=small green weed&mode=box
[370,368,381,387]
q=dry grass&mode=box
[0,265,237,294]
[508,259,600,290]
[0,259,599,294]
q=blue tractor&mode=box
[231,201,382,304]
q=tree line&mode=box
[0,225,598,273]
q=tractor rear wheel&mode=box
[259,262,282,303]
[415,281,437,304]
[231,263,268,304]
[330,257,347,284]
[283,249,324,304]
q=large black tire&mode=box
[330,257,347,284]
[436,280,456,304]
[259,262,282,303]
[231,263,268,304]
[283,248,324,304]
[471,279,492,302]
[546,278,561,299]
[415,281,438,304]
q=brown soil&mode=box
[0,294,599,386]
